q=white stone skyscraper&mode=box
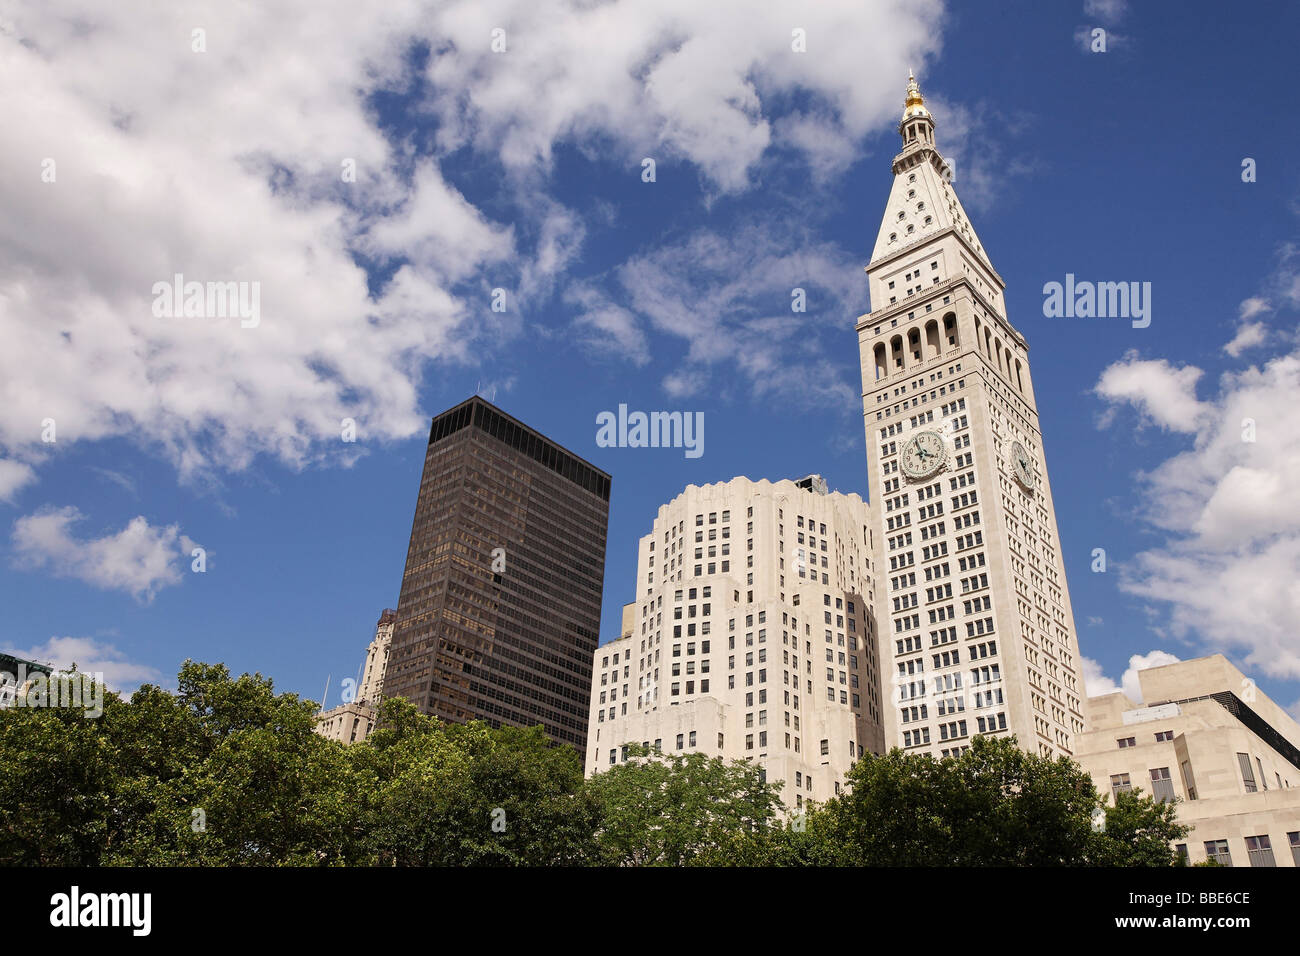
[857,75,1087,759]
[585,476,883,811]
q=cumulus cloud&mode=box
[422,0,944,192]
[11,506,198,601]
[5,635,163,695]
[1094,351,1207,432]
[0,0,946,499]
[598,221,864,407]
[1083,650,1181,702]
[1093,255,1300,680]
[1081,656,1120,697]
[0,460,36,502]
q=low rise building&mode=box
[1076,655,1300,866]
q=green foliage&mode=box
[584,744,784,866]
[746,735,1189,867]
[1089,788,1190,867]
[359,698,600,865]
[0,666,1189,867]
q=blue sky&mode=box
[3,0,1299,716]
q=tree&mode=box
[0,663,1191,868]
[1087,788,1190,867]
[765,735,1187,867]
[584,744,784,866]
[358,697,600,866]
[0,681,126,865]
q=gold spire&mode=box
[902,70,930,121]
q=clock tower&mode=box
[858,74,1086,759]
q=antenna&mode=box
[320,674,330,714]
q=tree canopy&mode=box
[0,662,1186,867]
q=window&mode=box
[1109,773,1131,802]
[1238,752,1258,792]
[1149,767,1175,804]
[820,738,829,756]
[1245,835,1275,867]
[1117,737,1136,749]
[1154,730,1174,742]
[1204,840,1232,866]
[1289,832,1300,867]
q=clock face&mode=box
[900,430,947,480]
[1010,440,1035,488]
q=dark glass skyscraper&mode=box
[384,396,611,752]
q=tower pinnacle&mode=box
[903,70,929,121]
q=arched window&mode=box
[943,312,958,348]
[924,319,941,358]
[890,334,905,370]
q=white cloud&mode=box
[1239,296,1271,320]
[0,0,946,495]
[1226,297,1273,356]
[566,283,651,366]
[1095,254,1300,680]
[0,460,36,502]
[11,506,198,601]
[604,221,864,406]
[1225,321,1268,357]
[5,635,163,695]
[423,0,945,192]
[1083,650,1181,702]
[1094,350,1207,432]
[1083,0,1128,23]
[1082,656,1120,696]
[1118,650,1181,701]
